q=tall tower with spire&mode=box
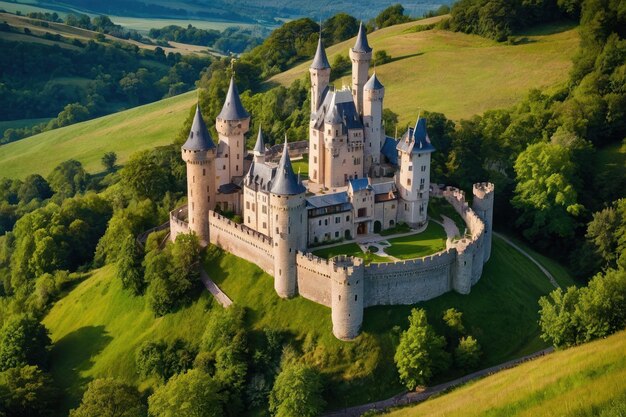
[310,36,331,114]
[182,105,216,243]
[363,72,385,176]
[270,138,307,298]
[349,22,372,115]
[252,126,266,164]
[215,76,250,187]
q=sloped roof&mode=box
[306,191,350,208]
[353,22,372,53]
[311,37,331,70]
[364,72,384,91]
[182,105,216,151]
[349,178,372,192]
[270,140,306,195]
[217,77,250,121]
[381,136,399,165]
[396,117,435,155]
[244,161,276,192]
[253,127,265,155]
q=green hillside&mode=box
[269,19,579,125]
[0,91,196,179]
[43,235,573,412]
[386,329,626,417]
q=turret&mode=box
[270,138,307,298]
[252,126,266,164]
[310,36,331,114]
[331,256,364,340]
[216,77,250,184]
[472,183,495,261]
[363,72,384,176]
[349,22,372,115]
[182,105,217,243]
[396,117,435,227]
[452,239,473,294]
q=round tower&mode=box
[331,256,364,340]
[216,76,250,181]
[182,105,217,243]
[270,139,307,298]
[363,72,385,175]
[452,239,473,295]
[349,22,372,115]
[310,36,331,114]
[472,182,495,262]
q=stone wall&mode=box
[208,211,274,274]
[169,206,190,241]
[296,252,333,307]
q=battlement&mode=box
[473,182,495,199]
[209,210,272,246]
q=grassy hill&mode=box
[385,329,626,417]
[0,90,196,179]
[43,235,573,413]
[269,19,579,125]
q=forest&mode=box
[0,1,624,416]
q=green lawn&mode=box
[386,330,626,417]
[384,222,447,260]
[291,156,309,179]
[311,242,389,264]
[43,235,573,413]
[0,90,196,179]
[429,197,466,236]
[268,21,578,125]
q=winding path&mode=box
[200,268,233,307]
[494,232,560,288]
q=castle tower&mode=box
[349,22,372,115]
[472,183,495,261]
[331,256,364,340]
[310,36,331,114]
[396,117,435,228]
[252,126,266,164]
[452,239,474,295]
[363,72,385,176]
[182,105,217,243]
[216,77,250,185]
[270,139,307,298]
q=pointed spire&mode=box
[353,21,372,53]
[311,36,331,70]
[182,104,216,151]
[270,136,306,195]
[412,115,435,153]
[364,72,384,90]
[253,126,265,155]
[217,76,250,121]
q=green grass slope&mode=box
[0,91,196,179]
[269,20,579,125]
[386,329,626,417]
[43,235,573,413]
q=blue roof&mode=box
[311,37,331,70]
[364,72,384,90]
[253,127,265,154]
[353,22,372,53]
[270,140,306,195]
[349,178,371,192]
[217,77,250,121]
[396,117,436,154]
[381,136,399,165]
[182,105,216,151]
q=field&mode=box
[0,90,196,179]
[268,20,579,125]
[43,235,574,413]
[386,329,626,417]
[0,117,52,133]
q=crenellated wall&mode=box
[296,252,333,307]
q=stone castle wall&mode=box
[296,252,333,307]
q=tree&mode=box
[374,4,412,29]
[512,142,584,244]
[0,365,59,416]
[17,174,52,204]
[0,315,51,372]
[322,13,359,44]
[269,364,325,417]
[47,159,89,199]
[373,50,392,66]
[201,305,246,352]
[148,369,224,417]
[443,308,465,335]
[586,199,626,268]
[135,339,196,382]
[117,234,144,295]
[102,152,118,173]
[52,103,90,128]
[69,378,146,417]
[454,336,481,370]
[394,308,449,389]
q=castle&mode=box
[170,23,495,340]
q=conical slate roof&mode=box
[253,126,265,155]
[310,37,331,70]
[364,72,384,90]
[217,77,250,121]
[412,117,435,153]
[270,138,306,195]
[182,105,216,151]
[353,22,372,53]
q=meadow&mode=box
[43,235,574,413]
[0,91,197,179]
[386,329,626,417]
[268,20,579,126]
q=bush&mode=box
[454,336,482,370]
[69,378,146,417]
